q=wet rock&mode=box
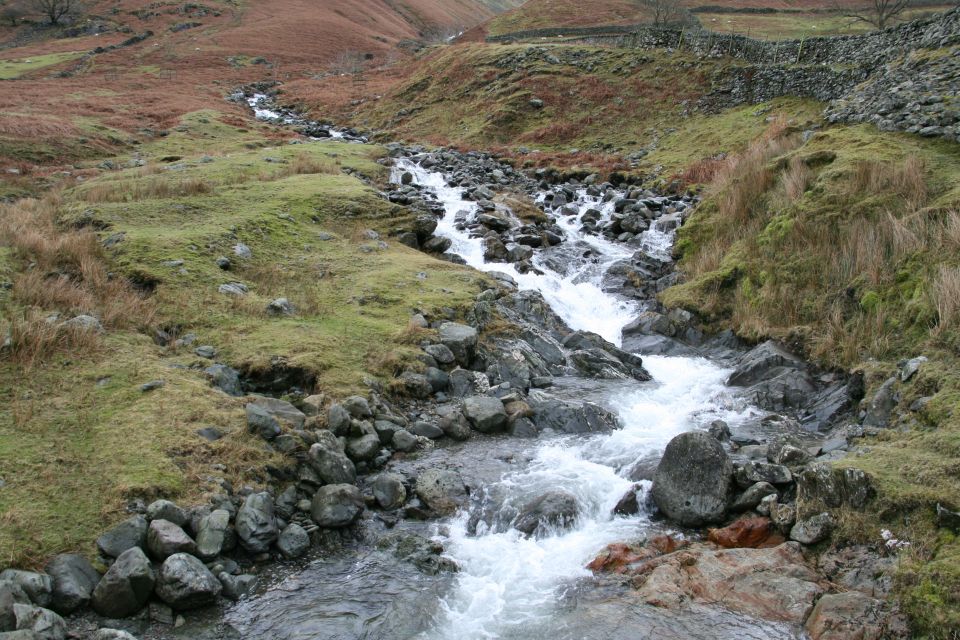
[155,553,221,611]
[439,412,472,441]
[372,473,407,510]
[147,520,196,560]
[391,429,418,452]
[513,490,578,537]
[146,500,188,527]
[91,547,156,618]
[790,513,834,545]
[651,431,733,527]
[727,341,806,387]
[307,435,357,485]
[96,515,148,559]
[11,604,65,640]
[461,396,506,433]
[708,517,781,549]
[438,322,477,366]
[409,421,443,439]
[708,420,731,441]
[277,524,310,559]
[731,482,778,512]
[204,364,243,397]
[310,484,364,528]
[195,509,231,561]
[218,574,256,601]
[0,572,50,610]
[805,591,887,640]
[235,492,278,553]
[414,469,467,515]
[529,396,619,434]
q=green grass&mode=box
[0,51,84,80]
[0,113,490,567]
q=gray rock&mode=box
[300,394,326,416]
[864,376,898,428]
[266,298,294,316]
[96,516,148,559]
[391,429,418,452]
[345,434,381,462]
[91,547,156,618]
[245,404,281,440]
[194,345,216,359]
[94,631,138,640]
[307,438,356,485]
[0,579,30,631]
[727,341,806,387]
[708,420,731,441]
[326,403,352,435]
[194,509,230,561]
[731,482,778,512]
[0,572,50,610]
[900,356,927,382]
[310,484,364,528]
[651,431,733,527]
[0,629,43,640]
[60,315,103,334]
[410,421,443,439]
[513,491,578,537]
[770,500,797,533]
[218,282,248,296]
[529,397,619,434]
[438,323,478,366]
[218,573,256,601]
[438,412,472,441]
[424,344,456,365]
[372,473,407,510]
[155,554,221,611]
[235,493,278,553]
[790,513,834,545]
[147,520,196,560]
[425,367,450,393]
[146,500,189,527]
[248,398,306,429]
[204,364,243,397]
[733,461,793,487]
[12,605,64,640]
[342,396,372,419]
[462,396,506,433]
[233,243,252,259]
[44,555,99,615]
[414,469,467,515]
[398,372,432,399]
[277,524,310,559]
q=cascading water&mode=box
[389,159,779,640]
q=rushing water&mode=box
[383,159,776,640]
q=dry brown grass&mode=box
[932,265,960,336]
[78,176,212,203]
[0,195,156,367]
[781,155,812,202]
[848,155,928,209]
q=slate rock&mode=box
[235,492,278,553]
[44,555,99,615]
[310,484,364,528]
[96,516,148,559]
[155,554,221,611]
[91,547,155,618]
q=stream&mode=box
[211,133,811,639]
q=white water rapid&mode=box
[391,159,768,640]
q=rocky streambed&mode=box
[0,94,914,640]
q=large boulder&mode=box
[790,513,834,545]
[0,572,50,610]
[95,515,148,559]
[155,554,222,611]
[805,591,888,640]
[146,500,189,527]
[11,605,65,640]
[414,469,467,515]
[651,431,733,527]
[310,484,364,528]
[91,547,156,618]
[438,323,478,367]
[195,509,231,561]
[513,491,579,537]
[726,341,806,387]
[307,435,357,485]
[146,520,196,560]
[44,555,99,615]
[235,492,278,553]
[461,396,506,433]
[529,396,619,434]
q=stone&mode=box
[708,517,780,549]
[218,573,257,601]
[308,439,357,484]
[651,431,733,527]
[342,396,372,419]
[155,553,221,611]
[277,524,310,559]
[204,364,243,397]
[91,547,156,618]
[461,396,507,433]
[233,243,252,259]
[194,345,216,359]
[194,509,230,561]
[423,344,456,365]
[414,469,467,515]
[372,473,407,510]
[733,461,792,487]
[43,555,98,615]
[11,605,64,640]
[0,572,50,610]
[95,631,139,640]
[409,421,443,439]
[146,500,189,527]
[146,520,195,560]
[246,403,281,440]
[248,397,306,429]
[266,297,294,316]
[790,512,835,545]
[96,515,148,559]
[391,429,418,452]
[0,579,30,631]
[863,376,898,428]
[310,484,364,528]
[439,412,472,440]
[438,322,478,366]
[425,367,450,392]
[398,371,432,399]
[61,315,104,334]
[235,492,278,553]
[528,396,619,433]
[218,282,248,296]
[708,420,730,441]
[513,490,579,537]
[345,434,381,462]
[727,341,806,387]
[805,591,887,640]
[900,356,927,382]
[300,394,326,416]
[731,482,778,512]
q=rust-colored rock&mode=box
[586,536,686,574]
[707,517,785,549]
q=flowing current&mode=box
[385,160,771,639]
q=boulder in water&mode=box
[513,490,579,537]
[651,431,733,527]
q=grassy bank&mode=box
[0,113,488,567]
